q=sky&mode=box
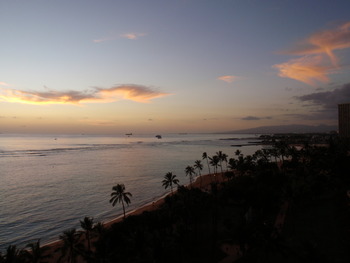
[1,0,350,134]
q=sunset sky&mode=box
[1,0,350,134]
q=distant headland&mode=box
[222,124,338,134]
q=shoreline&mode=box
[41,173,225,262]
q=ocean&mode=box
[0,133,262,250]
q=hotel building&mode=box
[338,103,350,137]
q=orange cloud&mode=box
[120,32,146,40]
[0,82,10,86]
[273,56,331,86]
[93,37,114,43]
[99,85,168,102]
[0,84,170,105]
[283,21,350,66]
[275,21,350,85]
[217,75,239,83]
[93,32,146,43]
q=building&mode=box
[338,103,350,137]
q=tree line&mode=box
[1,135,349,262]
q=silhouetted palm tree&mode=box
[162,172,179,194]
[185,165,195,186]
[80,216,94,254]
[235,149,242,157]
[93,221,105,238]
[110,184,132,219]
[3,245,23,263]
[216,151,226,175]
[57,228,82,263]
[209,155,220,174]
[222,153,229,171]
[194,160,203,187]
[228,157,237,170]
[23,239,51,263]
[202,152,211,174]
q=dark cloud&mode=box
[241,116,272,121]
[282,111,337,121]
[295,83,350,109]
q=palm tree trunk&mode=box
[219,160,223,175]
[206,158,211,174]
[121,199,126,219]
[87,232,91,253]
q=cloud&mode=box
[284,21,350,66]
[273,56,331,86]
[241,116,272,121]
[217,75,239,83]
[0,84,170,105]
[294,82,350,109]
[274,21,350,85]
[93,32,146,43]
[281,112,337,121]
[97,85,169,103]
[93,36,115,43]
[0,82,10,87]
[120,32,146,40]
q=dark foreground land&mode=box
[1,134,350,263]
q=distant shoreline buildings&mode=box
[338,103,350,138]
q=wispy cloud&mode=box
[0,84,170,105]
[79,118,118,126]
[284,21,350,66]
[0,82,10,87]
[217,75,239,83]
[120,32,146,40]
[94,32,146,43]
[93,36,116,43]
[241,116,272,121]
[273,56,331,86]
[274,21,350,85]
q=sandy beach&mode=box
[41,173,226,262]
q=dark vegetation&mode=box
[1,134,350,263]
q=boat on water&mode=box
[155,135,162,139]
[125,133,132,136]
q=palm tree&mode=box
[194,160,203,187]
[162,172,179,194]
[202,152,211,174]
[209,155,220,174]
[222,153,229,171]
[93,221,105,238]
[228,157,237,170]
[80,216,94,254]
[23,239,51,263]
[3,245,23,263]
[110,184,132,219]
[57,228,82,263]
[216,151,224,175]
[185,165,195,186]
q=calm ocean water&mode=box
[0,133,262,250]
